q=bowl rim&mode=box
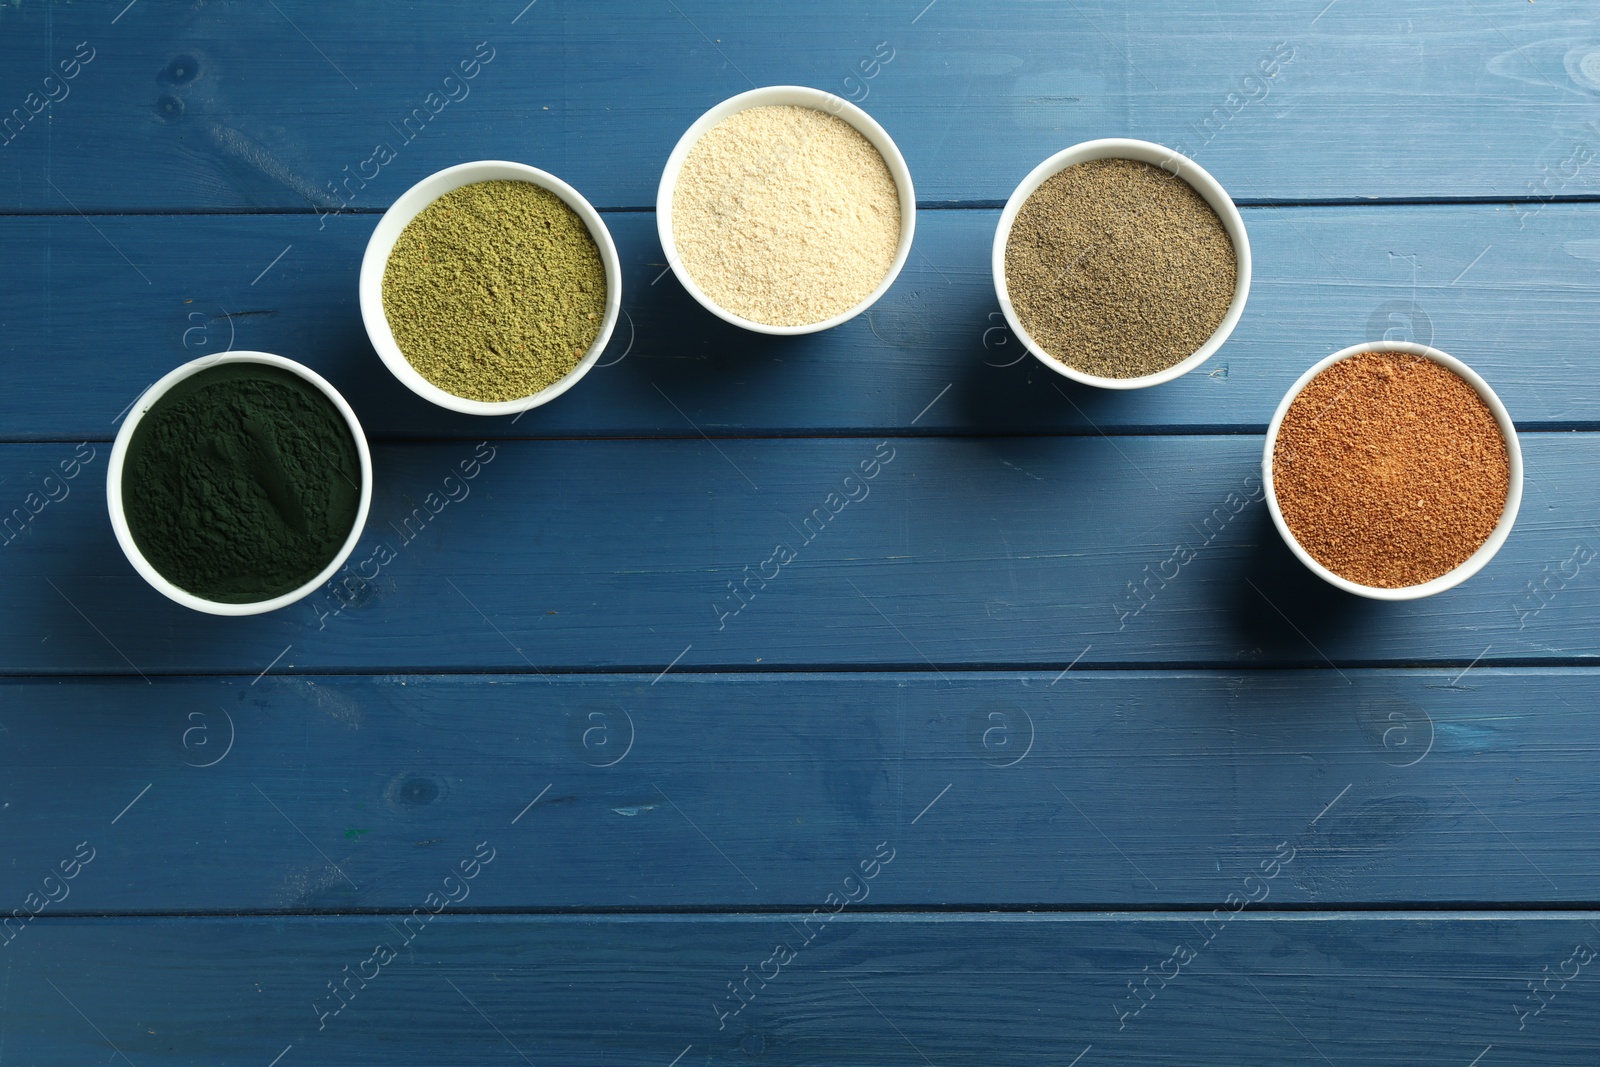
[1261,340,1524,601]
[655,84,917,336]
[991,137,1252,390]
[106,351,375,616]
[359,159,623,417]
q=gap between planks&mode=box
[5,195,1600,218]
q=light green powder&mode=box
[382,179,607,402]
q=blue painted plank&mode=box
[0,669,1594,910]
[5,2,1596,1057]
[0,436,1593,673]
[2,1,1599,209]
[3,913,1596,1064]
[0,203,1595,441]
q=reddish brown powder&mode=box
[1272,350,1510,588]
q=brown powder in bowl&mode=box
[1271,350,1510,588]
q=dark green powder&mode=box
[121,363,363,603]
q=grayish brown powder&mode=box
[1003,158,1237,379]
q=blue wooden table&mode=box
[3,1,1599,1062]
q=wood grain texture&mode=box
[4,913,1597,1064]
[2,0,1599,1055]
[0,435,1593,674]
[0,669,1593,911]
[0,203,1595,441]
[2,1,1600,209]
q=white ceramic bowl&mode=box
[656,85,917,336]
[107,352,374,616]
[360,160,622,416]
[1262,341,1523,600]
[992,138,1251,389]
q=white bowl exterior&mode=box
[656,85,917,336]
[360,160,623,416]
[106,352,375,616]
[1261,341,1524,601]
[991,138,1252,390]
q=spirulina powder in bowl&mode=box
[383,179,607,402]
[1004,158,1237,379]
[121,363,363,603]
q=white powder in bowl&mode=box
[671,104,902,327]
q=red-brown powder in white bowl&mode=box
[1272,350,1510,588]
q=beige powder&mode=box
[671,104,902,327]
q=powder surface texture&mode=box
[671,104,901,327]
[1004,157,1237,379]
[383,179,606,402]
[122,363,363,603]
[1271,350,1511,588]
